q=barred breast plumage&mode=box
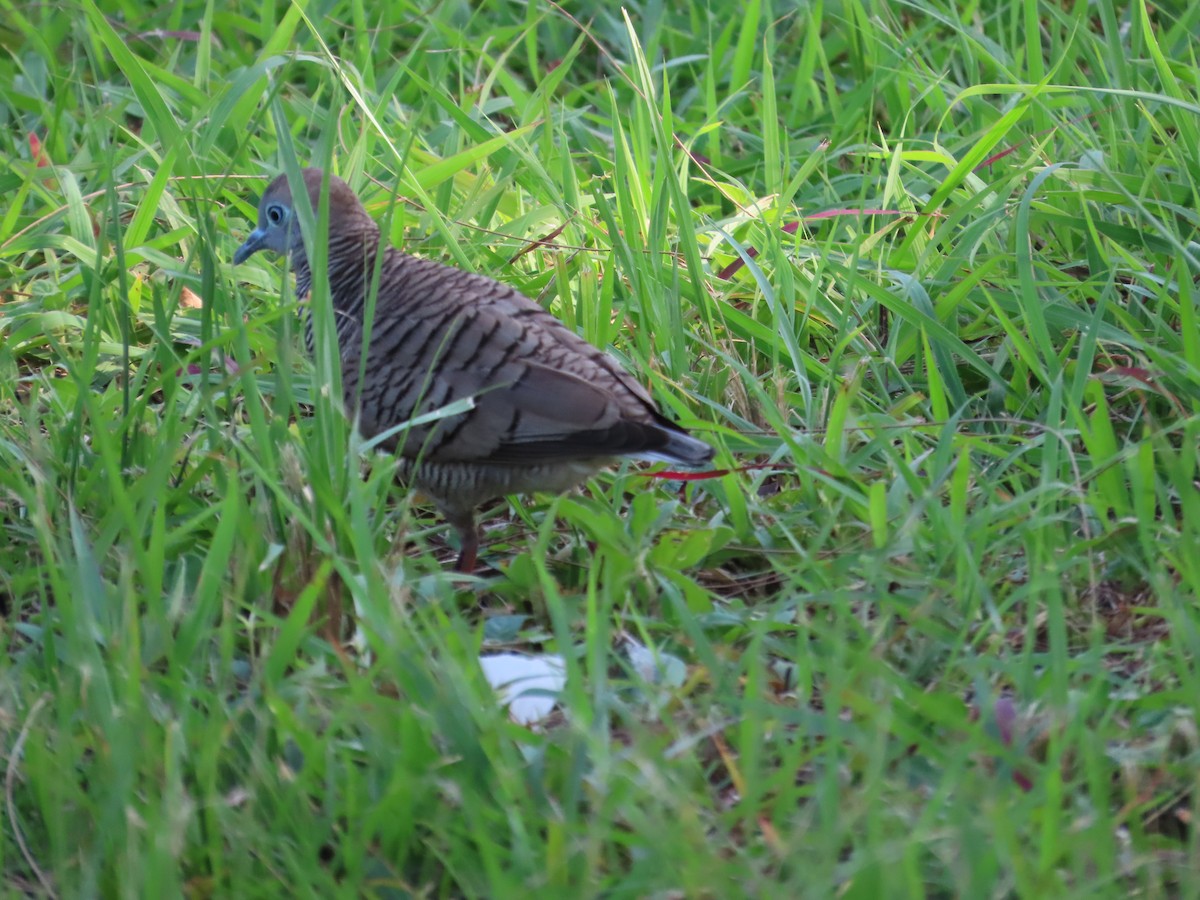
[233,167,714,571]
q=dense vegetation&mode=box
[2,0,1198,894]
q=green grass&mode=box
[2,0,1200,895]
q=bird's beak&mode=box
[233,228,267,265]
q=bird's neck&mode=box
[292,223,382,312]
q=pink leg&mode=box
[452,515,479,573]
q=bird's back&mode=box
[330,248,712,471]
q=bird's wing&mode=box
[345,276,675,464]
[431,357,680,463]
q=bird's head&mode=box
[232,167,372,267]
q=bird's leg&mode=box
[451,508,507,581]
[451,514,480,573]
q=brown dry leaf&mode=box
[179,286,203,309]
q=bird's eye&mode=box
[266,204,284,225]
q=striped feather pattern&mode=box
[237,168,713,570]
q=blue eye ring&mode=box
[266,204,285,225]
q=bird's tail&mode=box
[635,428,715,467]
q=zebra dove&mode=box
[233,168,713,571]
